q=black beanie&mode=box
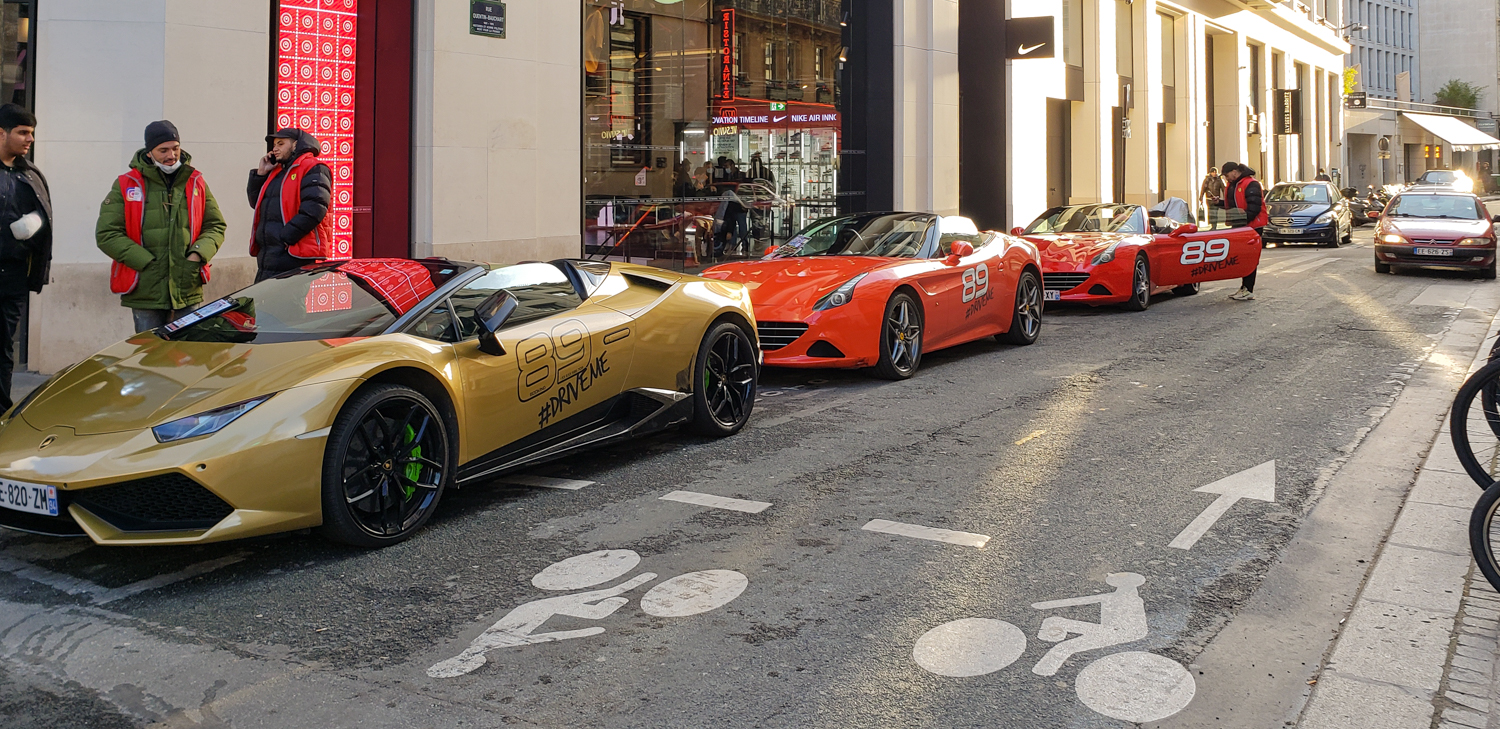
[144,120,179,151]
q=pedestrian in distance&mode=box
[97,121,226,334]
[1199,167,1225,222]
[1221,161,1268,302]
[248,128,332,282]
[0,103,49,413]
[1315,168,1331,182]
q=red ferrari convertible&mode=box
[1016,204,1262,310]
[701,213,1042,379]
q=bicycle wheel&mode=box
[1471,482,1500,594]
[1449,358,1500,488]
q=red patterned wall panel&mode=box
[275,0,358,260]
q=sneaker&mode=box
[1229,287,1250,300]
[1239,291,1256,300]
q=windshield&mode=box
[768,214,934,258]
[161,259,470,344]
[1385,194,1483,220]
[1024,205,1146,234]
[1267,184,1331,203]
[1418,170,1457,184]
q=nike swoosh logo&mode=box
[773,116,787,123]
[1018,43,1045,55]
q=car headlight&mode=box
[152,395,274,443]
[814,274,867,311]
[1091,243,1121,265]
[1315,211,1335,224]
[1459,237,1493,246]
[1381,234,1407,244]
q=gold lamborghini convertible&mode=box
[0,258,759,547]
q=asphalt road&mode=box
[0,226,1493,728]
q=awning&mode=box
[1402,112,1500,150]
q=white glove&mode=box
[10,212,42,241]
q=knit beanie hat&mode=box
[144,120,180,151]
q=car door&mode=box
[1153,225,1263,287]
[906,218,991,347]
[445,264,635,466]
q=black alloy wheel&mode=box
[874,292,923,380]
[998,270,1043,345]
[690,321,757,436]
[320,384,451,547]
[1122,256,1151,311]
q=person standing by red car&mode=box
[1221,161,1268,301]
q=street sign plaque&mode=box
[471,1,506,39]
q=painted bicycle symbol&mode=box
[428,550,747,679]
[912,572,1196,723]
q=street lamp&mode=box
[1335,22,1368,40]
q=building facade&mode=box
[26,0,1343,375]
[1345,0,1418,102]
[1418,0,1497,114]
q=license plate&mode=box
[1414,247,1454,256]
[1044,291,1061,301]
[1277,228,1304,235]
[0,478,57,516]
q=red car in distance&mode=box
[1371,190,1500,278]
[1015,204,1262,310]
[701,213,1043,380]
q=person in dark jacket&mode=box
[247,128,332,281]
[0,104,50,412]
[1221,161,1267,301]
[97,121,227,333]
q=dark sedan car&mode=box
[1262,182,1352,248]
[1373,190,1500,278]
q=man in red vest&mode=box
[97,120,226,333]
[1221,161,1268,301]
[247,128,332,281]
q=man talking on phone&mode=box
[246,128,332,281]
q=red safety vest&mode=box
[249,153,333,260]
[109,169,210,295]
[1225,176,1270,229]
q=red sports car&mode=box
[701,213,1043,379]
[1016,204,1262,310]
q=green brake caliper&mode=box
[401,424,421,500]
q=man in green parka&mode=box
[96,120,226,332]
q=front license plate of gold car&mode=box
[0,478,58,516]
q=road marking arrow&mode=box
[1169,461,1277,550]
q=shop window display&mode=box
[583,0,851,269]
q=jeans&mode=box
[0,295,23,412]
[132,307,193,334]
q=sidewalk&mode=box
[1299,304,1500,728]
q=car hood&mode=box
[1266,201,1331,217]
[702,257,895,313]
[1025,233,1133,270]
[1384,218,1492,240]
[21,336,357,435]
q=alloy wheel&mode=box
[886,299,921,373]
[338,396,446,538]
[1015,275,1042,338]
[705,330,756,428]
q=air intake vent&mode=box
[1044,273,1090,292]
[71,474,234,532]
[757,322,809,351]
[806,340,845,358]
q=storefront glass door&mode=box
[582,0,854,270]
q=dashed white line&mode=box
[861,519,991,548]
[1278,257,1338,275]
[660,491,773,514]
[0,552,247,604]
[500,475,595,490]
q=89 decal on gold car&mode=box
[518,320,592,402]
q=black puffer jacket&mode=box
[247,130,332,277]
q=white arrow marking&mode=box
[1169,461,1276,550]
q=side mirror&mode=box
[1367,210,1380,219]
[475,290,518,356]
[945,240,974,266]
[1170,223,1199,237]
[1010,227,1025,236]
